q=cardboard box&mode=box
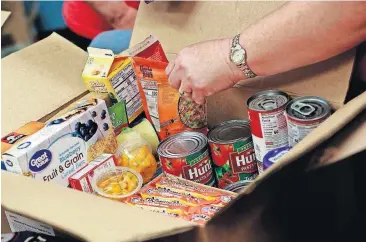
[2,2,366,241]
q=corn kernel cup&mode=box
[115,137,157,184]
[91,167,143,200]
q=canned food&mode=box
[158,132,215,187]
[208,120,258,190]
[224,180,253,193]
[247,90,290,174]
[263,146,291,171]
[286,96,331,147]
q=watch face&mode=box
[231,49,245,65]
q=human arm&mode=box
[85,1,137,29]
[166,2,366,104]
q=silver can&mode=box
[247,90,290,174]
[286,96,331,147]
[157,132,216,187]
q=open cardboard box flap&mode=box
[1,33,87,136]
[1,11,10,27]
[1,1,365,241]
[131,1,355,121]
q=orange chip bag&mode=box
[131,57,208,140]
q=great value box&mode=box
[2,2,366,241]
[2,99,116,187]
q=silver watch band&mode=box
[232,34,257,78]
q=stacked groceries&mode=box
[1,35,332,226]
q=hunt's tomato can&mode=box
[208,120,258,191]
[247,90,290,174]
[285,96,331,147]
[157,132,216,187]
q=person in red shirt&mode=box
[63,1,139,52]
[63,1,139,40]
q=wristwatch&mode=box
[230,34,257,78]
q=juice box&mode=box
[82,48,143,123]
[69,153,117,193]
[82,36,168,124]
[2,99,118,187]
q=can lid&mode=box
[286,96,331,121]
[247,90,289,111]
[157,132,207,158]
[263,146,291,169]
[208,120,251,144]
[224,180,253,193]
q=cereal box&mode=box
[2,99,118,187]
[69,153,117,193]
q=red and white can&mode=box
[68,153,117,193]
[247,90,290,174]
[285,96,331,147]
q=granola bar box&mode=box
[2,99,118,187]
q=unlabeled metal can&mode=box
[286,96,331,147]
[263,146,291,171]
[208,120,257,190]
[247,90,290,174]
[157,132,215,187]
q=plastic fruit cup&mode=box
[91,167,143,201]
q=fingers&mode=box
[167,63,186,90]
[178,81,193,100]
[166,56,205,104]
[192,89,206,105]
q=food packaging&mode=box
[132,57,208,140]
[69,154,117,193]
[91,167,143,200]
[131,118,159,155]
[115,135,160,183]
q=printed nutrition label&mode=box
[111,63,142,119]
[5,211,55,236]
[288,120,320,147]
[141,80,160,131]
[253,110,289,163]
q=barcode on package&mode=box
[110,63,142,119]
[141,80,160,131]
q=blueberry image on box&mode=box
[92,111,97,118]
[101,110,107,120]
[74,120,98,142]
[103,123,109,131]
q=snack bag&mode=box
[132,57,208,140]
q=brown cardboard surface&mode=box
[1,2,364,241]
[131,1,355,109]
[1,33,87,136]
[1,11,10,27]
[1,172,195,241]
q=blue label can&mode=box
[263,146,291,170]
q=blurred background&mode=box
[1,1,139,57]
